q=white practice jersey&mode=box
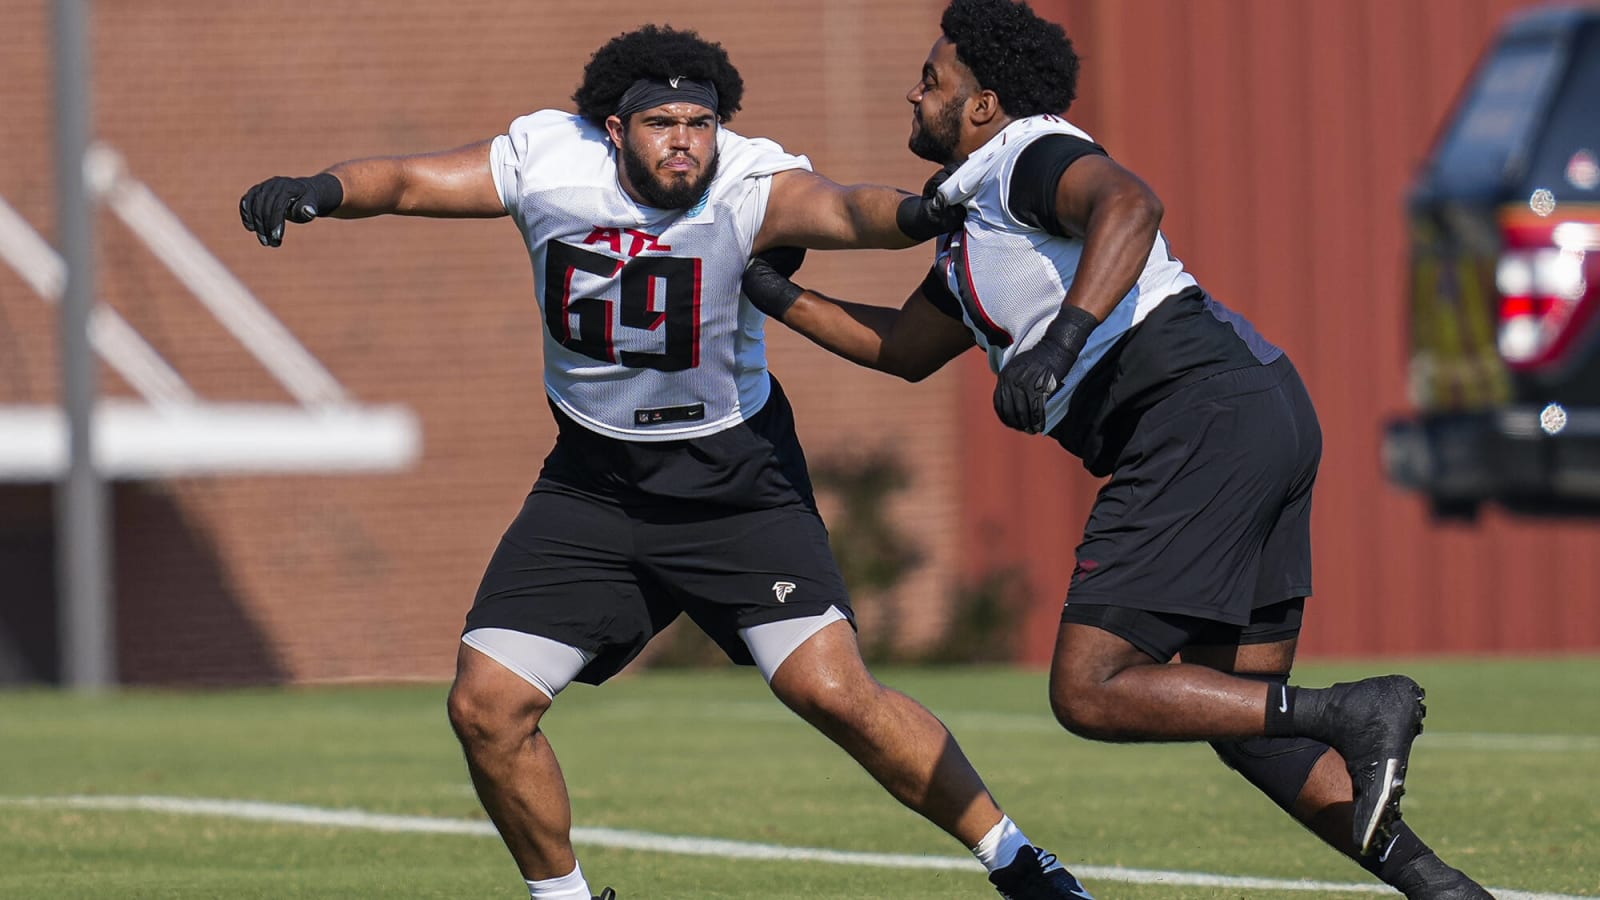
[932,114,1198,433]
[490,110,810,441]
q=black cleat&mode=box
[989,845,1095,899]
[1394,854,1496,899]
[592,890,616,900]
[1322,675,1427,854]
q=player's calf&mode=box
[1210,734,1329,810]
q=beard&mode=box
[908,94,966,164]
[621,140,720,210]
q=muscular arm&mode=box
[1048,153,1164,320]
[986,142,1166,433]
[325,140,505,218]
[778,285,975,382]
[754,169,918,251]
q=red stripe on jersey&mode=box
[559,266,578,342]
[646,274,667,331]
[690,257,703,369]
[603,258,623,361]
[961,232,1012,345]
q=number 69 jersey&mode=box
[490,110,811,441]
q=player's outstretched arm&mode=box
[757,168,963,251]
[239,140,503,248]
[743,255,973,381]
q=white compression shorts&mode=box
[461,629,594,700]
[738,604,848,681]
[462,605,848,698]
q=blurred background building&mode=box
[2,0,1596,685]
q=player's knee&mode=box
[1047,668,1120,739]
[1209,736,1330,810]
[446,676,550,752]
[772,667,879,730]
[444,680,494,745]
[1048,689,1118,739]
[444,681,487,745]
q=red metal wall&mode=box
[967,0,1600,663]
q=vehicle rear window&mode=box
[1430,37,1565,194]
[1526,29,1600,198]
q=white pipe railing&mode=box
[86,144,349,409]
[0,147,419,480]
[0,192,195,408]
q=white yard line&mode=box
[2,795,1588,900]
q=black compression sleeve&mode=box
[918,265,964,321]
[1008,134,1108,236]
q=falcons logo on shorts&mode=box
[772,581,796,603]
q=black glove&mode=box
[895,163,966,241]
[741,246,807,319]
[239,173,343,248]
[993,305,1100,434]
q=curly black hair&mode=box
[940,0,1079,117]
[572,25,745,125]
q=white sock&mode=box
[527,862,591,899]
[972,815,1031,873]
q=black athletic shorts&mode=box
[1063,354,1321,627]
[463,377,853,685]
[1062,598,1305,663]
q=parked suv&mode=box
[1384,5,1600,519]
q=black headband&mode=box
[615,77,719,118]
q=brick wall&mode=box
[0,0,967,683]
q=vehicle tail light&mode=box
[1496,218,1600,370]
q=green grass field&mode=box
[1,657,1596,899]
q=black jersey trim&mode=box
[1008,134,1109,236]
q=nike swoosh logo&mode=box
[1377,834,1401,862]
[1278,687,1289,713]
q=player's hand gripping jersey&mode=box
[491,110,810,441]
